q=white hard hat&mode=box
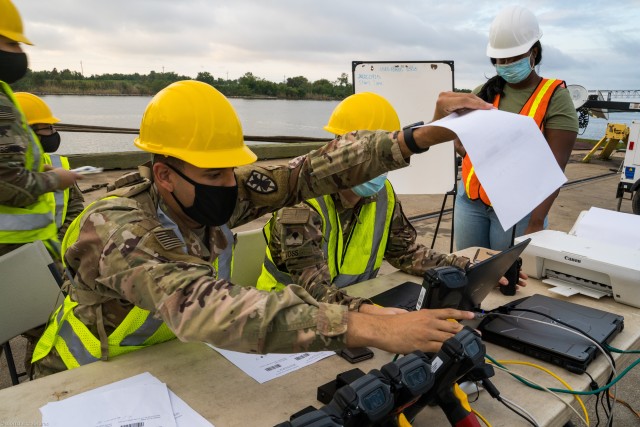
[486,5,542,59]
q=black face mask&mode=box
[0,50,28,84]
[165,163,238,227]
[38,132,61,153]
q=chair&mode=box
[230,228,267,287]
[0,241,63,385]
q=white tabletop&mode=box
[1,270,638,427]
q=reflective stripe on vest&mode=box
[257,181,395,291]
[214,225,234,280]
[33,194,235,369]
[332,181,395,288]
[0,82,58,250]
[461,78,565,206]
[43,154,70,229]
[32,295,175,369]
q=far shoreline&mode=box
[31,92,341,101]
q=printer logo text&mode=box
[564,256,582,263]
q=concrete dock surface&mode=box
[2,150,638,426]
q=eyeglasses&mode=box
[32,124,56,134]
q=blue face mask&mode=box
[351,173,387,198]
[495,55,533,84]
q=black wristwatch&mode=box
[403,126,429,154]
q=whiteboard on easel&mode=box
[352,61,456,194]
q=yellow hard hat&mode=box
[324,92,400,135]
[0,0,32,45]
[14,92,60,125]
[134,80,257,169]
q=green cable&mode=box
[605,344,640,354]
[485,354,640,395]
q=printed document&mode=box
[425,109,566,230]
[209,345,335,383]
[571,207,640,250]
[40,372,213,427]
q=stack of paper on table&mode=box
[40,372,213,427]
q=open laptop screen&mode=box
[369,238,530,311]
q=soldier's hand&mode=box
[347,308,474,354]
[51,168,84,190]
[399,93,493,158]
[433,91,493,120]
[359,304,407,315]
[497,271,528,288]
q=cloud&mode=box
[15,0,640,91]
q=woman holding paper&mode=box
[453,5,577,251]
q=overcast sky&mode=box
[16,0,640,93]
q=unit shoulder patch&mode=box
[282,246,315,261]
[280,207,310,225]
[152,228,184,251]
[245,170,277,194]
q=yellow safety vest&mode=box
[32,193,235,369]
[256,180,395,291]
[0,82,59,257]
[43,154,70,230]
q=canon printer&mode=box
[514,230,640,309]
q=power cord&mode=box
[480,377,539,426]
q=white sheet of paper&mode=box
[209,346,335,384]
[571,207,640,250]
[424,109,567,230]
[40,372,213,427]
[41,382,177,427]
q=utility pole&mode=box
[80,61,83,76]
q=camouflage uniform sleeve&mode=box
[70,198,349,354]
[384,198,470,275]
[270,204,368,311]
[58,183,85,240]
[230,130,408,228]
[0,93,59,207]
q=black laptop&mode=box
[478,294,624,373]
[369,238,531,312]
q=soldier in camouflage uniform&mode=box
[0,0,82,258]
[32,80,492,377]
[0,0,82,373]
[257,93,470,311]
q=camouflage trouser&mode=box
[31,347,68,379]
[22,326,45,379]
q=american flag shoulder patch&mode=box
[152,228,184,251]
[0,105,16,121]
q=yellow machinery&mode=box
[582,123,630,162]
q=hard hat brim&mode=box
[1,30,33,45]
[323,124,347,135]
[134,137,258,169]
[32,115,60,125]
[486,34,541,59]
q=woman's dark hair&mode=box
[477,41,543,102]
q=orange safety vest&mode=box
[461,78,566,206]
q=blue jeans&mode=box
[453,182,547,251]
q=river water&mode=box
[41,95,640,155]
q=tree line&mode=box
[10,68,354,100]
